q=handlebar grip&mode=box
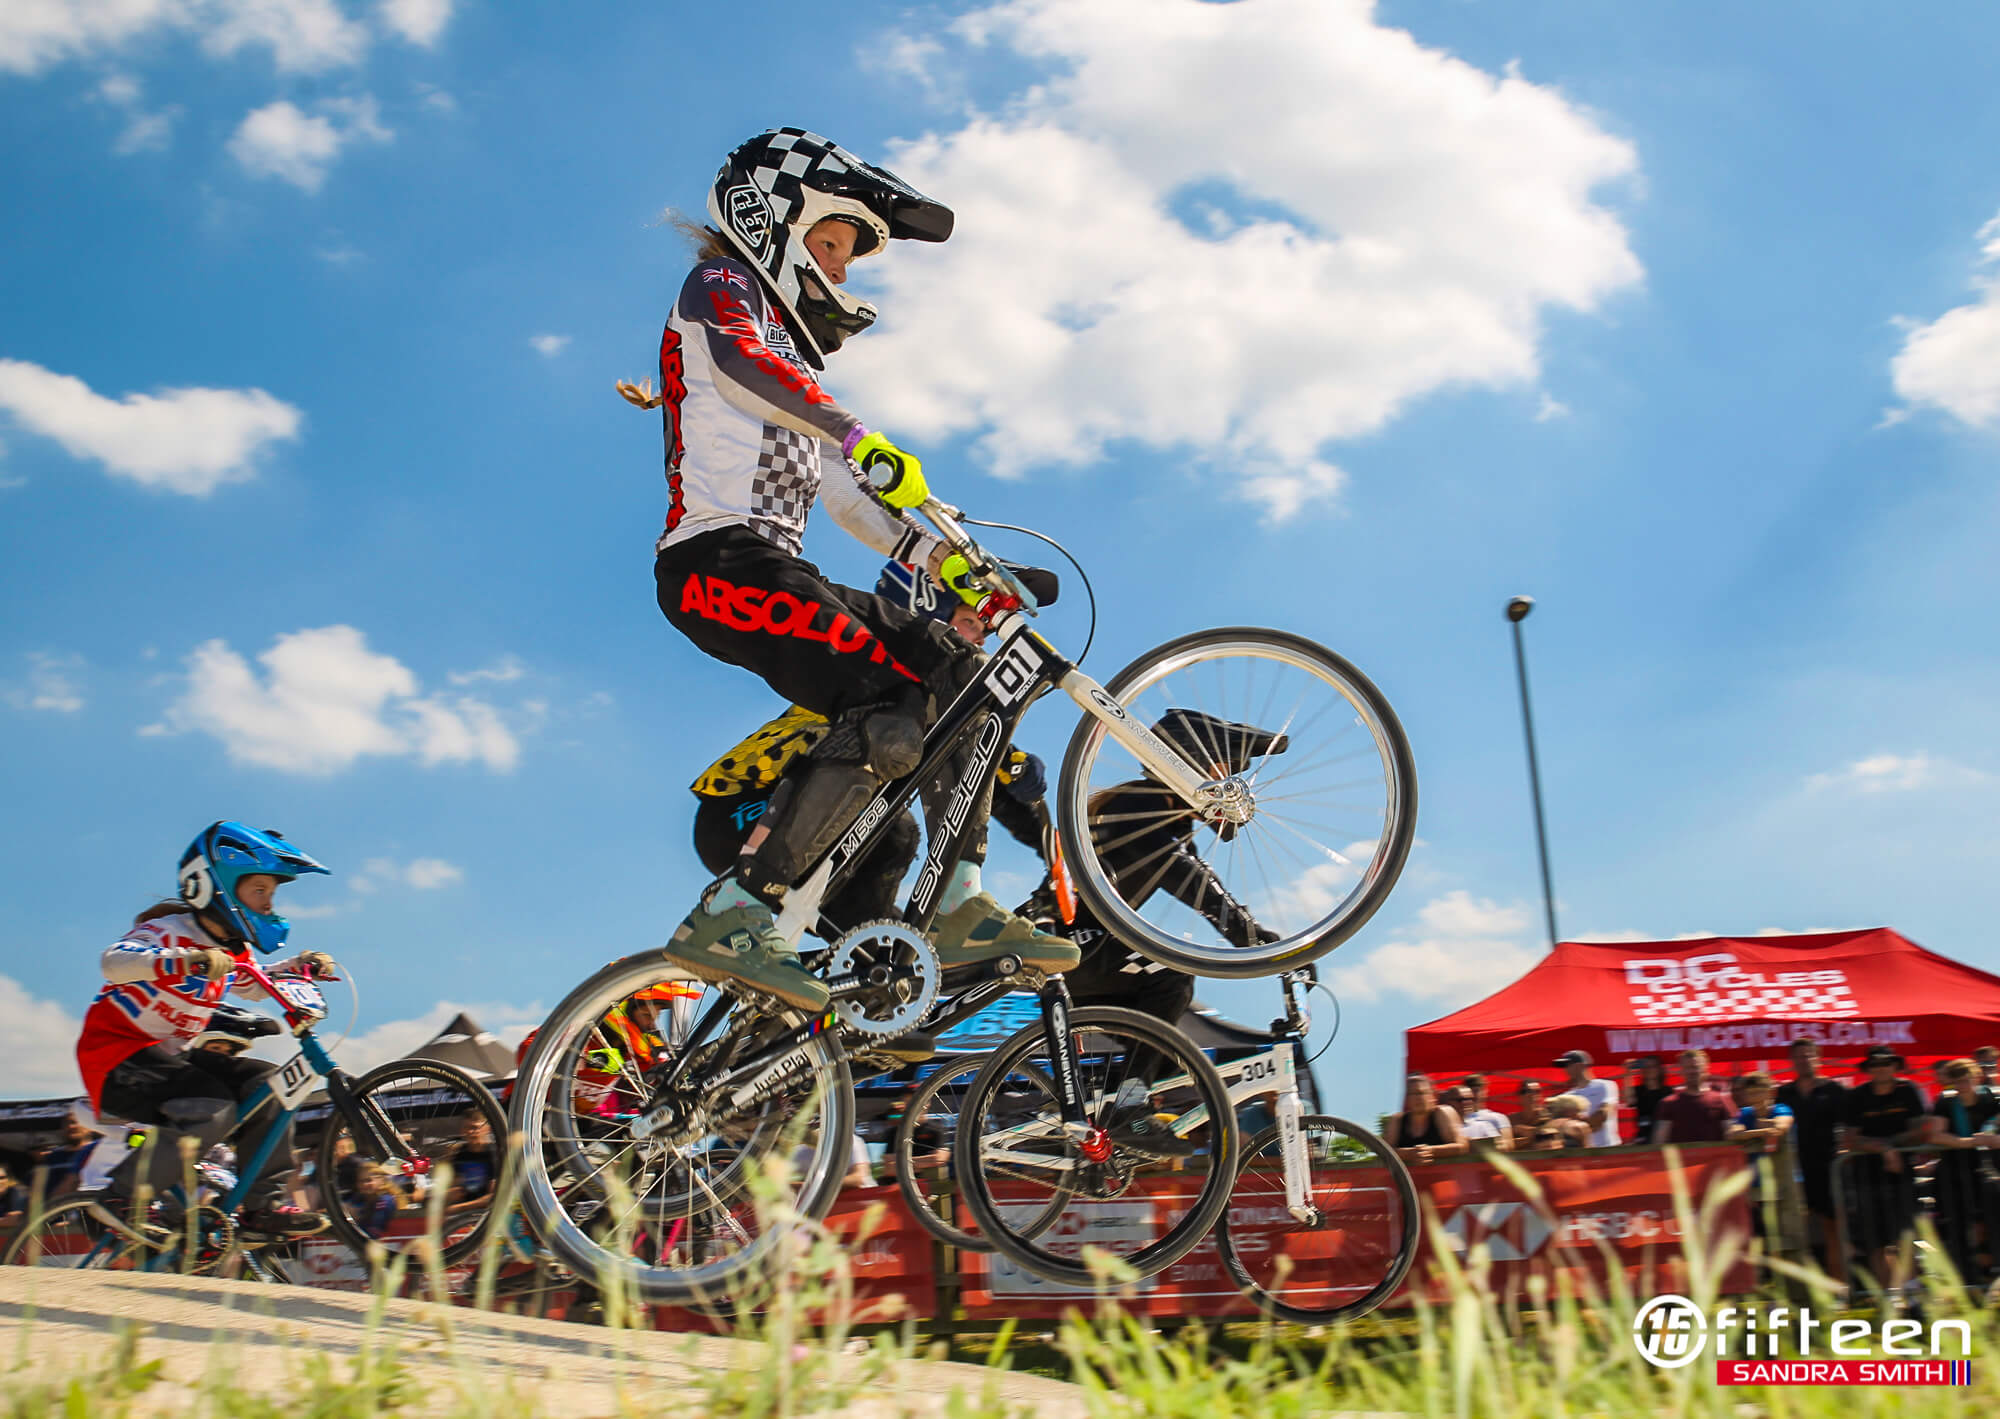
[862,449,898,491]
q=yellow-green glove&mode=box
[849,431,930,509]
[937,552,984,607]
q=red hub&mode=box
[1079,1127,1114,1164]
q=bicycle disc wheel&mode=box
[3,1196,171,1270]
[952,1005,1237,1286]
[1058,627,1416,979]
[317,1059,507,1267]
[895,1052,1064,1253]
[1216,1115,1420,1324]
[510,952,854,1307]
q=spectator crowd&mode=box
[1390,1040,2000,1289]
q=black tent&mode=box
[402,1013,516,1080]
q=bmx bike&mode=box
[509,489,1418,1309]
[4,957,507,1279]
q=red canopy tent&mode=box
[1407,928,2000,1080]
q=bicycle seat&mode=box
[158,1098,232,1127]
[210,1001,283,1037]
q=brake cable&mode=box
[960,516,1098,667]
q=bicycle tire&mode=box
[317,1059,506,1266]
[952,1005,1238,1286]
[894,1052,1066,1253]
[1057,626,1417,979]
[509,950,855,1306]
[1216,1115,1420,1324]
[3,1196,169,1270]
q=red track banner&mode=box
[650,1185,936,1330]
[958,1144,1755,1320]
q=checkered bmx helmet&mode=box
[706,128,953,368]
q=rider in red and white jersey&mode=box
[633,129,1070,1011]
[75,822,335,1235]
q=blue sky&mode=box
[3,0,1997,1119]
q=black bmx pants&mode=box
[658,526,993,873]
[99,1045,295,1210]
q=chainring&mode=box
[828,919,939,1040]
[185,1205,237,1274]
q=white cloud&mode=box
[403,857,462,889]
[447,655,525,686]
[1805,752,1987,795]
[528,334,571,358]
[1535,392,1571,422]
[198,0,369,71]
[149,625,521,775]
[331,999,545,1077]
[92,72,179,153]
[0,0,179,76]
[228,93,391,192]
[838,0,1641,520]
[0,358,300,495]
[0,974,86,1098]
[379,0,452,47]
[5,652,86,713]
[0,1,368,77]
[1326,890,1540,1007]
[352,855,464,892]
[1889,212,2000,430]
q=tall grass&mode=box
[8,1139,1998,1417]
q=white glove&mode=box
[282,950,339,980]
[180,947,237,980]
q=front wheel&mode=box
[952,1005,1238,1286]
[1216,1115,1420,1324]
[317,1059,507,1267]
[3,1196,172,1270]
[1058,627,1416,979]
[509,953,856,1307]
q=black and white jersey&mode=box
[653,256,931,565]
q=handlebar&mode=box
[232,957,327,1032]
[918,497,1041,617]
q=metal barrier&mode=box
[1829,1143,2000,1289]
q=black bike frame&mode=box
[654,621,1085,1118]
[805,620,1075,933]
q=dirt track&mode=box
[0,1267,1086,1417]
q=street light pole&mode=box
[1506,596,1560,949]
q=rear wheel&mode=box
[316,1060,506,1267]
[1216,1115,1420,1323]
[1058,628,1416,979]
[952,1005,1237,1285]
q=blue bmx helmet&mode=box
[874,559,1060,623]
[177,822,329,955]
[875,559,954,624]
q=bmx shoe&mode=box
[666,888,830,1013]
[1099,1106,1199,1160]
[929,893,1080,973]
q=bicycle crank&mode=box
[824,920,939,1040]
